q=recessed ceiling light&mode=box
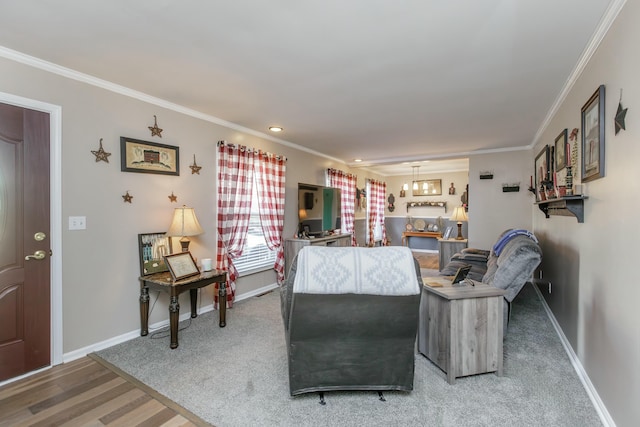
[269,126,283,132]
[354,159,362,162]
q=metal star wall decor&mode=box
[148,115,163,137]
[122,191,133,203]
[190,154,202,174]
[91,138,111,163]
[168,192,178,203]
[615,90,628,135]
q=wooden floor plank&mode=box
[99,392,153,425]
[28,370,119,414]
[33,380,137,427]
[61,388,149,427]
[159,416,198,427]
[139,407,181,427]
[0,357,205,427]
[105,399,168,427]
[0,358,94,400]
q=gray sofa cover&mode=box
[441,229,542,331]
[280,246,422,396]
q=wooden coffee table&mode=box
[418,276,505,384]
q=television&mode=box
[298,183,342,237]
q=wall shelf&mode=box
[535,195,588,223]
[406,201,447,213]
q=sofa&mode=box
[440,229,542,332]
[280,245,422,397]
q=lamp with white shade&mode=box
[450,206,468,240]
[166,205,204,252]
[298,208,308,237]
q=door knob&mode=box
[25,250,47,261]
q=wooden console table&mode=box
[401,231,442,247]
[139,269,227,349]
[418,277,505,384]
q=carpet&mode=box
[93,284,602,427]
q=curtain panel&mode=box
[367,178,387,246]
[216,141,288,308]
[216,142,255,308]
[326,168,357,246]
[255,151,287,283]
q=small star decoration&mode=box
[190,154,202,175]
[168,192,178,203]
[148,115,163,137]
[615,102,628,135]
[122,191,133,203]
[91,138,111,163]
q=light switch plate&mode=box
[69,216,86,230]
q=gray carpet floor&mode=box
[93,283,602,427]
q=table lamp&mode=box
[450,206,468,240]
[298,208,308,237]
[167,205,204,252]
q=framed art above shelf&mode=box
[535,195,588,223]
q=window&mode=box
[233,181,276,275]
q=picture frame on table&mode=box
[138,232,173,276]
[164,252,200,281]
[581,85,605,182]
[534,145,550,202]
[554,128,568,171]
[443,226,453,240]
[120,136,180,176]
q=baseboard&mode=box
[62,282,279,364]
[531,284,616,427]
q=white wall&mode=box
[531,1,639,425]
[468,150,533,249]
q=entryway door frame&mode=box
[0,91,63,378]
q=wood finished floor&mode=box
[0,356,209,427]
[412,251,439,270]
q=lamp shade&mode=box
[167,206,203,252]
[450,206,468,240]
[167,206,204,238]
[298,208,308,221]
[450,206,468,222]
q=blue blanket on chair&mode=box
[492,229,538,256]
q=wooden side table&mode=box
[401,231,442,247]
[139,270,227,349]
[438,238,468,270]
[418,277,505,384]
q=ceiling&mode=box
[0,1,615,176]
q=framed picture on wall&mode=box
[534,145,550,202]
[581,85,605,182]
[554,129,568,171]
[120,137,180,176]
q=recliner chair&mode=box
[280,245,422,397]
[440,229,542,333]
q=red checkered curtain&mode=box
[216,141,255,308]
[326,168,357,246]
[367,178,387,246]
[254,151,287,284]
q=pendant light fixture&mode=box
[412,165,420,191]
